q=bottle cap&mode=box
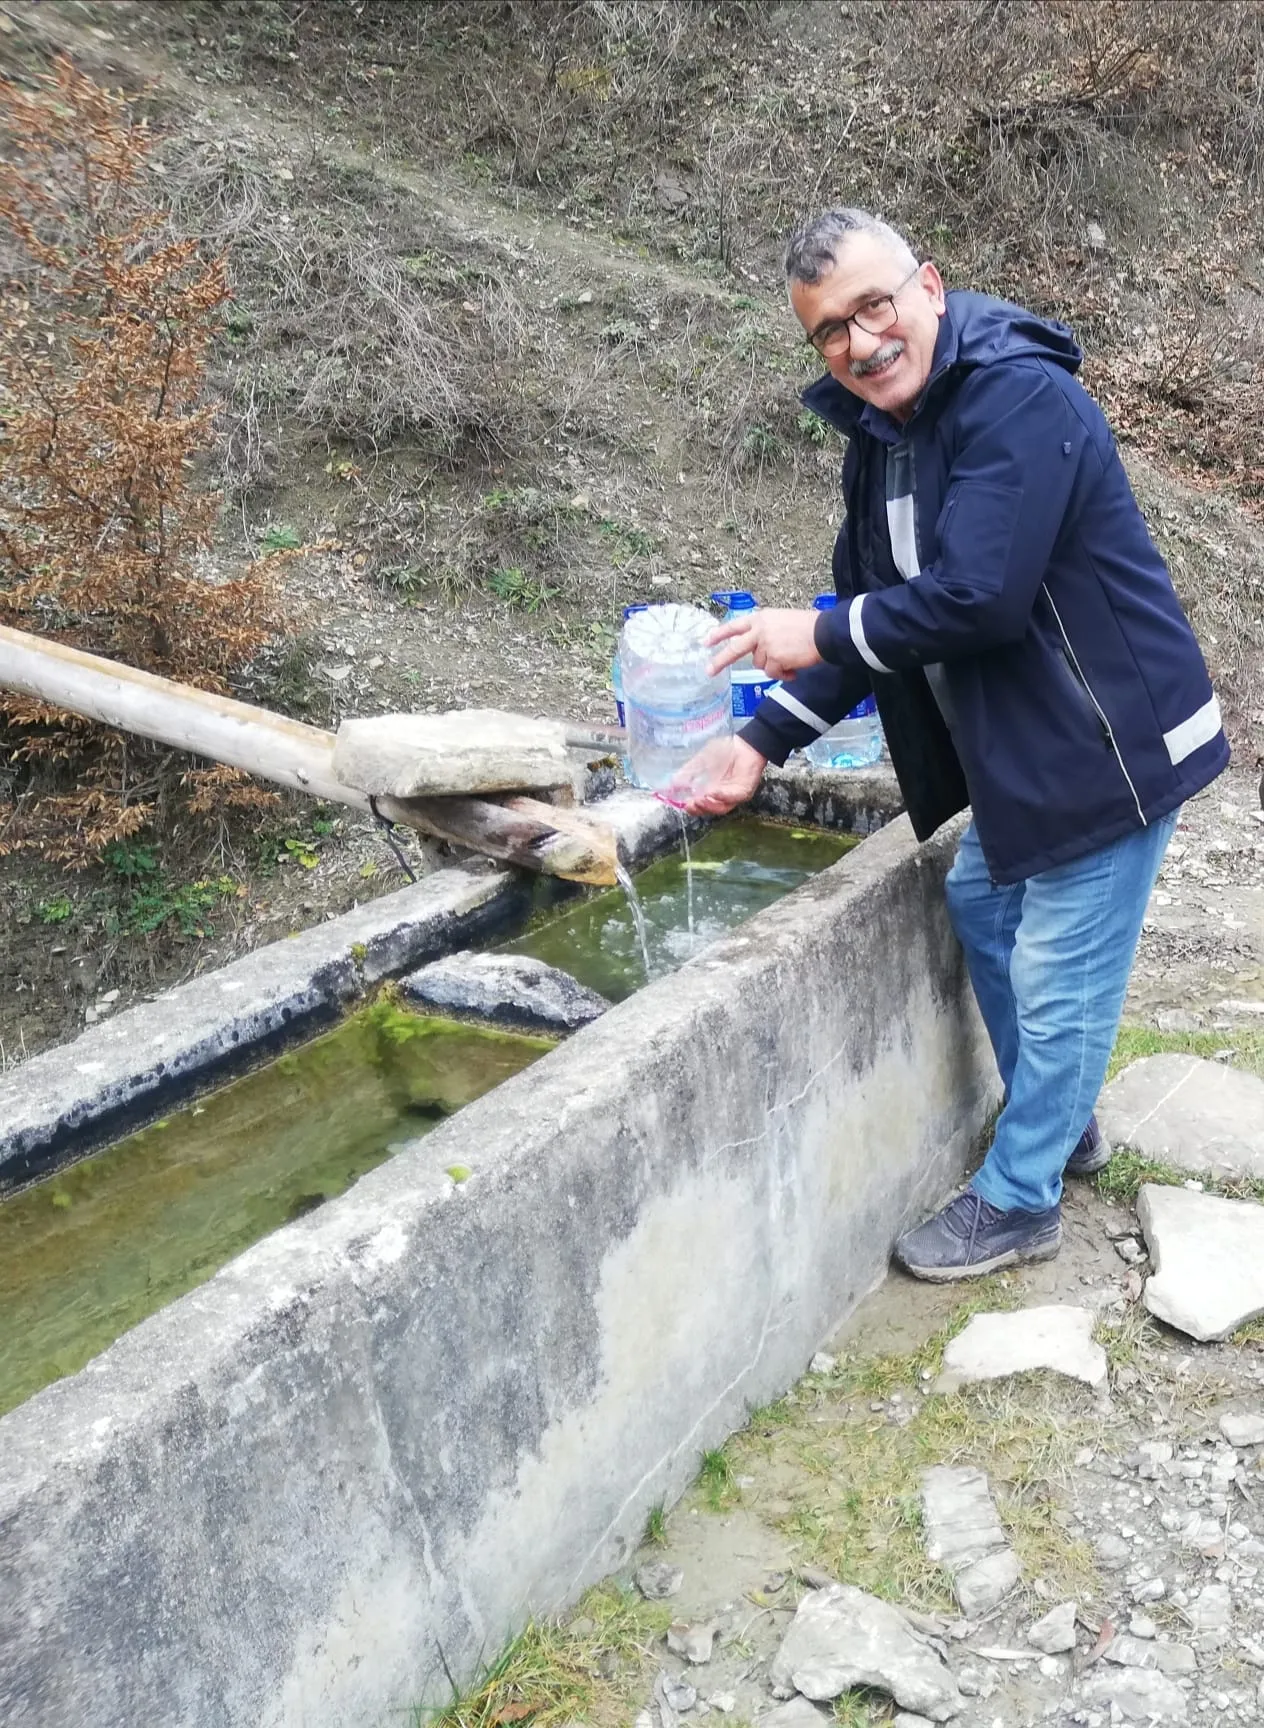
[709,590,758,611]
[622,602,650,619]
[812,593,839,610]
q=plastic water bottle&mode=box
[619,603,732,791]
[709,590,779,720]
[803,594,884,768]
[611,603,649,780]
[611,603,649,729]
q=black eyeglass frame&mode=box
[805,262,925,359]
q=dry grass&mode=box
[704,1289,1099,1613]
[417,1582,670,1728]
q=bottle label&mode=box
[615,697,626,727]
[846,694,878,720]
[731,672,779,719]
[627,697,730,750]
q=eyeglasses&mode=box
[806,264,923,359]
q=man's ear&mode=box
[919,261,947,316]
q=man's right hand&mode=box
[665,735,767,817]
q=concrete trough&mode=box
[0,808,996,1728]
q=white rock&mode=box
[635,1562,684,1600]
[809,1352,836,1376]
[668,1621,715,1664]
[893,1717,936,1728]
[1038,1655,1064,1679]
[1129,1615,1157,1640]
[1220,1412,1264,1447]
[1027,1600,1078,1654]
[1098,1055,1264,1180]
[1081,1665,1188,1721]
[934,1305,1107,1391]
[756,1701,827,1728]
[707,1697,736,1716]
[1138,1184,1264,1342]
[921,1466,1020,1616]
[1188,1583,1232,1631]
[769,1583,963,1720]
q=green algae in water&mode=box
[501,815,858,1003]
[0,1004,551,1416]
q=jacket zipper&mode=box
[1043,584,1147,826]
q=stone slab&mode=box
[332,710,577,797]
[920,1466,1019,1616]
[1098,1054,1264,1180]
[1138,1183,1264,1341]
[1080,1665,1188,1721]
[769,1583,963,1720]
[0,867,516,1194]
[0,814,998,1728]
[934,1305,1106,1393]
[1220,1411,1264,1447]
[401,952,609,1034]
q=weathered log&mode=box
[0,624,621,885]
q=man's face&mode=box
[790,233,946,420]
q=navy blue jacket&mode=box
[740,291,1229,882]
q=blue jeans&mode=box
[946,812,1178,1213]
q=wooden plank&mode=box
[0,624,621,885]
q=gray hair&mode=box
[783,209,918,285]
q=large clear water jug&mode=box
[619,603,732,790]
[803,594,884,769]
[709,589,779,719]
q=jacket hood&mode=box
[801,290,1083,435]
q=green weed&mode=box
[260,522,303,554]
[698,1446,738,1510]
[1109,1023,1264,1083]
[796,408,831,445]
[416,1582,669,1728]
[741,423,782,460]
[597,519,656,562]
[487,567,558,611]
[35,895,74,925]
[643,1503,668,1547]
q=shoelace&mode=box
[943,1190,1004,1262]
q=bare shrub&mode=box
[160,142,534,495]
[0,56,283,864]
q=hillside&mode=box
[1,0,1262,1057]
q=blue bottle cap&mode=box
[710,590,758,611]
[621,602,650,618]
[812,593,839,610]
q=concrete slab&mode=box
[1138,1183,1264,1341]
[1097,1054,1264,1181]
[0,868,519,1194]
[934,1306,1107,1394]
[0,814,997,1728]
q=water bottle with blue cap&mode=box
[803,594,884,768]
[709,590,780,721]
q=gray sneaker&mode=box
[1064,1113,1111,1178]
[894,1188,1062,1282]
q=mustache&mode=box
[850,339,904,378]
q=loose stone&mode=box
[1138,1184,1264,1342]
[768,1583,963,1721]
[920,1466,1020,1616]
[637,1562,685,1600]
[1027,1600,1078,1654]
[933,1305,1107,1392]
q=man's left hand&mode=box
[707,608,822,682]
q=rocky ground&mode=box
[576,1038,1264,1727]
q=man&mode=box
[674,208,1229,1282]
